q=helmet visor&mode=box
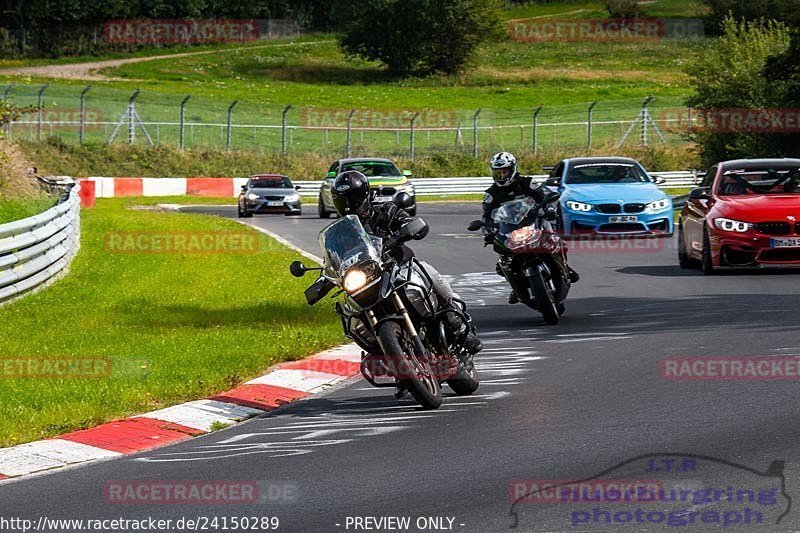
[492,167,514,185]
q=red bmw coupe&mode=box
[678,158,800,274]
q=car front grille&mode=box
[755,222,791,235]
[373,187,397,196]
[624,203,646,213]
[265,196,284,201]
[759,249,800,263]
[597,204,622,214]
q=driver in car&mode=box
[484,152,580,304]
[330,170,484,366]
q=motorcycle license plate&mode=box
[267,201,284,207]
[770,237,800,248]
[610,216,638,223]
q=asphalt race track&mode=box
[2,202,800,532]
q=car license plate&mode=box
[770,237,800,248]
[610,216,638,223]
[267,201,283,207]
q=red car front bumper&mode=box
[712,230,800,267]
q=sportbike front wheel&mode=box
[530,271,560,325]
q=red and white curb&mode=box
[0,343,361,481]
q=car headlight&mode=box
[284,193,300,202]
[647,198,671,211]
[566,201,592,212]
[714,217,753,233]
[397,184,415,195]
[246,193,259,201]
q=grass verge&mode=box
[0,196,56,224]
[0,197,344,447]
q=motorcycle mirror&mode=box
[467,220,484,231]
[289,260,308,278]
[393,192,414,209]
[545,192,561,203]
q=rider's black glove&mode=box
[483,233,494,245]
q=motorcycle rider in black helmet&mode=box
[483,152,580,304]
[331,171,483,363]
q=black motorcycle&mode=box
[290,214,478,409]
[467,192,571,324]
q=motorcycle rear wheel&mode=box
[378,321,442,409]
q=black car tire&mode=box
[702,228,716,275]
[318,196,331,219]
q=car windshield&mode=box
[566,163,650,184]
[717,167,800,196]
[318,216,382,278]
[341,162,401,177]
[250,177,291,188]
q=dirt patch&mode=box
[0,140,43,199]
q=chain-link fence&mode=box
[2,83,693,158]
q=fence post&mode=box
[345,109,356,157]
[587,101,597,150]
[409,112,420,161]
[472,108,482,158]
[37,84,49,141]
[281,104,293,155]
[2,85,13,137]
[79,85,91,145]
[179,95,190,150]
[129,90,140,145]
[226,100,238,152]
[532,106,542,154]
[641,96,654,146]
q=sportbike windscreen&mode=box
[492,197,537,226]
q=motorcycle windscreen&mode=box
[491,197,536,227]
[318,215,382,278]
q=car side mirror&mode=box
[326,171,336,179]
[544,177,561,187]
[393,192,414,209]
[290,261,308,278]
[295,185,301,190]
[652,175,666,185]
[402,170,412,177]
[467,220,484,232]
[241,185,247,190]
[689,187,711,200]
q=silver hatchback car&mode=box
[238,174,302,217]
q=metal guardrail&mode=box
[0,182,81,305]
[293,172,699,197]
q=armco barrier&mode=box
[0,184,81,305]
[84,172,699,198]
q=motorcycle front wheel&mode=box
[378,321,442,409]
[530,270,560,325]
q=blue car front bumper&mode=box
[562,209,674,236]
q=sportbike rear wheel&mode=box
[377,321,442,409]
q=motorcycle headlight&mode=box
[343,269,368,293]
[714,217,753,233]
[284,193,300,202]
[246,193,260,201]
[567,201,592,212]
[647,198,671,211]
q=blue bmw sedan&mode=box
[544,157,674,236]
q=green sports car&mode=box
[317,158,416,218]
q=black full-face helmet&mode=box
[331,170,371,217]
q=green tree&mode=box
[702,0,800,34]
[338,0,501,77]
[684,18,791,164]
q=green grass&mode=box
[0,1,706,155]
[0,197,344,447]
[0,196,56,224]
